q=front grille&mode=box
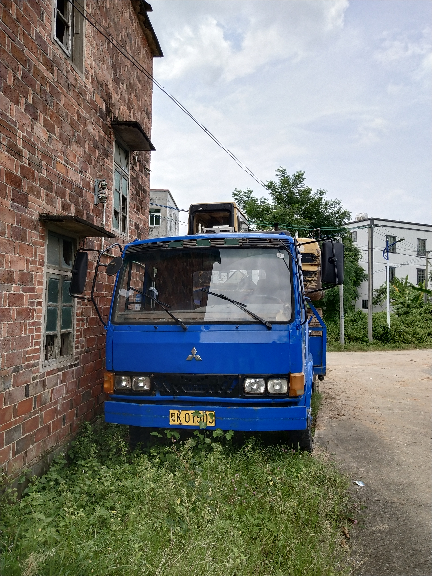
[152,374,239,397]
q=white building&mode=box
[148,189,180,238]
[346,216,432,311]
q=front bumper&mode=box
[105,399,308,431]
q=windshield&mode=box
[112,246,293,325]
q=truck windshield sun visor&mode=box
[111,246,293,326]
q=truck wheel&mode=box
[297,425,313,452]
[129,425,151,451]
[290,421,313,452]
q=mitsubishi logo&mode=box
[186,347,202,361]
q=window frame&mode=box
[111,246,295,326]
[351,231,357,242]
[53,0,85,74]
[386,235,397,254]
[43,231,76,366]
[417,238,426,257]
[388,266,396,283]
[113,140,130,235]
[417,268,426,286]
[361,299,368,310]
[149,208,161,227]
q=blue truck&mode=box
[71,202,343,450]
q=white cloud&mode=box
[356,117,389,145]
[155,0,349,83]
[375,29,430,63]
[414,51,432,81]
[148,1,432,229]
[375,27,432,85]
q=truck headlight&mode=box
[244,378,265,394]
[132,376,151,391]
[267,378,288,394]
[115,375,131,390]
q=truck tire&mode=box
[297,424,313,452]
[290,420,313,452]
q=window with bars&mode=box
[417,268,426,285]
[351,231,357,242]
[53,0,85,73]
[44,232,75,363]
[386,235,397,253]
[113,141,129,234]
[389,266,396,282]
[149,209,161,227]
[362,299,368,309]
[417,238,426,257]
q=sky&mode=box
[147,0,432,234]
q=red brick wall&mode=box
[0,0,159,475]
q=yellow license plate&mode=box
[169,410,216,427]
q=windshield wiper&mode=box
[201,288,272,330]
[144,291,188,331]
[128,287,188,331]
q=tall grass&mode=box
[1,420,350,576]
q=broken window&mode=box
[113,141,129,234]
[54,0,85,73]
[44,232,75,363]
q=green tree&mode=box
[233,168,350,233]
[232,168,366,319]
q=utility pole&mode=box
[368,219,374,342]
[339,283,344,346]
[386,262,390,327]
[382,237,404,328]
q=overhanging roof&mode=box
[131,0,163,57]
[112,121,155,151]
[39,214,116,238]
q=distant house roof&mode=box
[131,0,163,58]
[347,217,432,229]
[150,188,179,210]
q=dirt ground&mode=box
[314,349,432,576]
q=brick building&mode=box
[0,0,162,475]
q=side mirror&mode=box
[321,241,344,285]
[106,256,123,276]
[70,251,89,294]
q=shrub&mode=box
[326,277,432,347]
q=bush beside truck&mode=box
[326,277,432,347]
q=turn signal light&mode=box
[103,371,114,394]
[289,373,305,397]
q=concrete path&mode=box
[315,349,432,576]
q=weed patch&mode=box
[1,420,350,576]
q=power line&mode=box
[149,202,188,212]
